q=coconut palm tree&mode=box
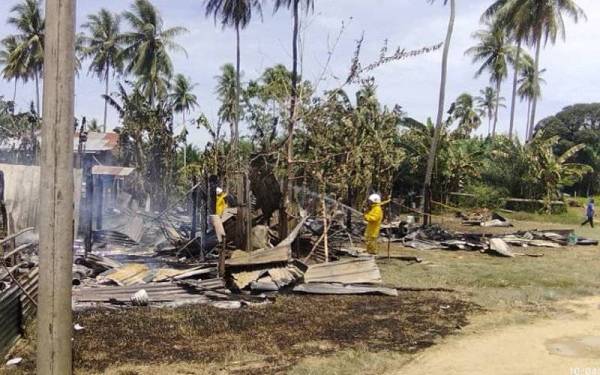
[488,0,586,138]
[170,74,198,167]
[482,0,525,140]
[452,93,482,138]
[121,0,188,104]
[81,9,124,132]
[476,86,505,136]
[518,54,545,140]
[170,74,199,126]
[0,36,26,105]
[273,0,314,236]
[215,63,238,139]
[7,0,44,115]
[465,21,514,137]
[205,0,262,149]
[422,0,455,225]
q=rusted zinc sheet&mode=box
[74,132,119,153]
[226,246,291,267]
[98,263,152,286]
[303,258,382,285]
[94,216,144,245]
[226,216,308,268]
[232,270,264,289]
[293,283,398,296]
[232,265,304,290]
[73,278,227,305]
[152,266,216,282]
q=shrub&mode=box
[455,184,507,209]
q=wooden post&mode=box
[244,172,252,252]
[191,175,198,239]
[198,175,207,258]
[95,176,104,230]
[321,193,328,263]
[37,0,76,373]
[84,158,93,256]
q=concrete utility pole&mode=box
[37,0,76,373]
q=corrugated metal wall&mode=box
[0,268,38,357]
[0,228,39,358]
[0,285,23,355]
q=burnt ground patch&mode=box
[1,292,477,374]
[67,292,476,374]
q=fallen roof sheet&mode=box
[73,279,228,305]
[488,238,514,257]
[98,263,152,286]
[226,246,291,267]
[293,283,398,296]
[94,216,144,245]
[303,258,382,285]
[232,270,265,289]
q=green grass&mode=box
[379,216,600,310]
[504,208,585,225]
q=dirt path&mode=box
[396,297,600,375]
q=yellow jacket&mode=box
[364,203,383,238]
[216,192,228,216]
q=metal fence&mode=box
[0,228,38,357]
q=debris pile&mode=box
[458,210,513,227]
[402,225,597,257]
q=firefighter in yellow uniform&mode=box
[216,187,228,216]
[364,193,383,255]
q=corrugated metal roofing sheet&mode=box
[303,258,382,284]
[75,132,119,153]
[91,165,135,176]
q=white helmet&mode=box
[368,193,381,203]
[216,187,223,194]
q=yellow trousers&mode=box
[365,236,379,255]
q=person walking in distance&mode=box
[582,198,595,228]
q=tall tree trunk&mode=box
[421,0,455,225]
[508,40,521,139]
[233,24,247,250]
[525,99,531,141]
[13,78,17,107]
[35,69,41,115]
[487,116,491,137]
[183,111,187,168]
[492,79,501,137]
[529,34,542,139]
[234,24,241,153]
[103,64,109,132]
[280,0,300,238]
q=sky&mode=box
[0,0,599,145]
